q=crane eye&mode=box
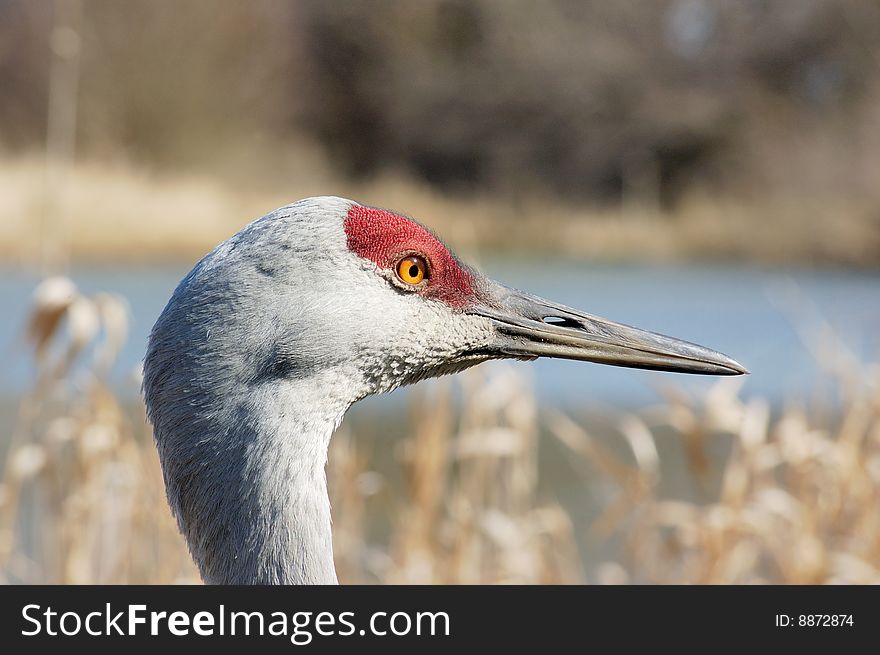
[396,255,428,285]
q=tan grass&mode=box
[1,155,878,268]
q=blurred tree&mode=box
[1,0,879,208]
[0,0,52,148]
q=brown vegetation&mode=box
[3,156,878,267]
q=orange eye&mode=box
[396,255,428,285]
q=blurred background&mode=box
[1,0,879,584]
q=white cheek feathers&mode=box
[351,297,497,395]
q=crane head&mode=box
[148,196,746,422]
[200,196,746,401]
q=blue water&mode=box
[1,261,878,406]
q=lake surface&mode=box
[1,260,878,407]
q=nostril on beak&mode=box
[542,315,582,329]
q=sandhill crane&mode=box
[142,196,746,584]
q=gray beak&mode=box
[468,285,748,376]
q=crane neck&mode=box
[160,369,360,585]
